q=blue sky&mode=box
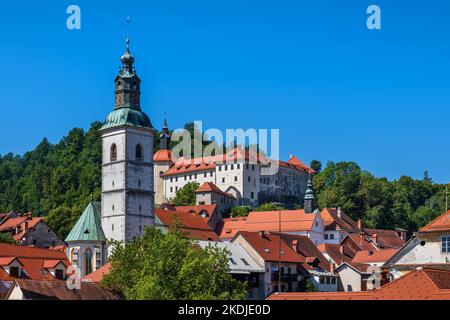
[1,1,449,183]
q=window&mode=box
[442,236,450,253]
[112,224,114,231]
[251,192,254,199]
[112,205,115,211]
[246,164,249,170]
[225,165,228,171]
[222,178,225,183]
[170,177,173,182]
[331,277,336,285]
[10,266,19,278]
[219,166,222,172]
[252,165,255,171]
[319,276,324,284]
[204,173,207,178]
[234,176,238,182]
[85,248,93,276]
[330,234,335,240]
[170,187,173,192]
[138,180,141,188]
[210,172,213,177]
[231,164,234,170]
[325,277,331,285]
[135,144,143,160]
[248,176,251,182]
[237,164,240,169]
[110,144,117,162]
[325,234,329,240]
[55,269,64,280]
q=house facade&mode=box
[384,210,450,279]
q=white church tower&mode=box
[100,38,155,245]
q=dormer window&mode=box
[10,266,20,277]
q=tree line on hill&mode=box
[0,122,447,240]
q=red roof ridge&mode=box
[420,210,450,232]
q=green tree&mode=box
[0,233,17,244]
[231,206,250,217]
[304,278,317,292]
[102,225,247,300]
[253,203,285,212]
[170,182,200,206]
[310,160,322,173]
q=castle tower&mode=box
[100,38,155,245]
[153,115,173,206]
[303,176,316,214]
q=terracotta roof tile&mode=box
[83,262,112,283]
[219,210,317,240]
[320,208,357,232]
[153,149,173,162]
[237,231,303,263]
[195,182,236,199]
[155,208,220,241]
[351,249,398,264]
[0,243,70,281]
[420,210,450,232]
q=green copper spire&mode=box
[101,37,153,130]
[304,176,316,214]
[65,202,106,242]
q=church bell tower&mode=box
[100,38,155,246]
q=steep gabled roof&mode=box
[0,215,45,242]
[235,231,304,263]
[65,202,105,242]
[363,228,405,249]
[0,243,70,281]
[155,208,220,241]
[195,182,236,199]
[420,210,450,233]
[320,208,357,232]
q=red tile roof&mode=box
[155,208,220,241]
[0,216,44,242]
[236,231,304,263]
[318,243,354,265]
[175,204,218,222]
[351,249,399,264]
[363,228,405,249]
[0,243,71,281]
[280,234,331,271]
[153,149,173,162]
[219,210,318,240]
[8,279,120,300]
[320,208,357,232]
[83,262,112,283]
[195,182,236,199]
[267,268,450,300]
[420,210,450,232]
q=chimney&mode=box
[339,245,344,255]
[372,233,378,245]
[357,219,362,230]
[360,234,364,245]
[337,207,342,218]
[291,240,298,253]
[330,263,335,273]
[27,212,32,219]
[22,221,28,232]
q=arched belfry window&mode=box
[110,144,117,162]
[136,144,143,161]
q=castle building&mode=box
[153,121,314,209]
[99,38,155,244]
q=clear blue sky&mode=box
[1,1,449,183]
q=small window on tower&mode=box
[136,144,143,161]
[110,144,117,162]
